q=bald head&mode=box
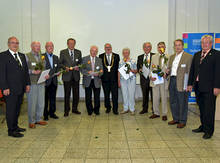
[45,42,54,54]
[8,36,19,52]
[90,45,98,57]
[31,41,41,54]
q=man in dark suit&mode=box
[81,46,103,115]
[99,43,120,115]
[43,42,60,120]
[187,35,220,139]
[0,36,30,138]
[60,38,82,117]
[137,42,154,114]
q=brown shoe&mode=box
[29,123,36,129]
[168,120,178,125]
[162,116,167,121]
[35,121,47,125]
[177,123,186,128]
[149,114,160,119]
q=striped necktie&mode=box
[14,53,22,67]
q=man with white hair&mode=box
[26,41,49,128]
[81,46,103,115]
[188,35,220,139]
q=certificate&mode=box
[37,69,50,84]
[118,65,134,80]
[151,73,164,85]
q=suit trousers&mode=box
[85,79,101,115]
[140,77,153,112]
[152,83,168,116]
[169,76,188,124]
[27,84,45,124]
[102,81,118,112]
[44,82,57,118]
[195,82,216,135]
[5,93,24,133]
[63,79,79,113]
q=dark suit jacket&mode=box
[137,53,155,84]
[59,48,82,82]
[99,52,120,82]
[43,53,60,86]
[0,50,30,95]
[188,49,220,92]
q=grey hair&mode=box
[90,45,98,51]
[8,36,18,43]
[201,35,213,43]
[122,47,130,53]
[143,42,152,48]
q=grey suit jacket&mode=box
[81,55,103,88]
[59,48,82,82]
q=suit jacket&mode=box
[150,53,169,88]
[137,53,155,84]
[99,52,120,82]
[43,53,60,86]
[59,48,82,82]
[0,50,30,95]
[188,49,220,92]
[81,55,103,88]
[167,51,193,92]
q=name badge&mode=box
[54,64,57,67]
[75,59,79,62]
[107,66,111,72]
[31,62,36,66]
[181,64,186,68]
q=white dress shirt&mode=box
[171,51,183,76]
[9,49,22,66]
[143,53,150,61]
[106,53,112,64]
[68,49,74,59]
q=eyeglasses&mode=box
[9,42,19,45]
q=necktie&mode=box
[71,51,74,60]
[200,51,206,64]
[107,54,110,65]
[14,53,22,67]
[92,57,95,71]
[49,54,53,57]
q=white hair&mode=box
[201,35,213,43]
[143,42,152,48]
[90,45,98,51]
[122,47,130,53]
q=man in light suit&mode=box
[81,46,103,115]
[60,38,82,117]
[0,36,30,137]
[188,35,220,139]
[149,42,169,121]
[166,39,192,128]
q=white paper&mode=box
[118,65,134,80]
[183,73,189,90]
[151,73,164,85]
[142,64,150,79]
[37,69,50,84]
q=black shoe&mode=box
[50,114,59,119]
[106,108,111,113]
[72,110,81,114]
[139,110,148,114]
[95,112,100,115]
[8,132,24,138]
[203,133,212,139]
[88,112,93,116]
[15,127,26,132]
[113,111,119,115]
[192,127,203,133]
[44,117,49,121]
[64,112,69,117]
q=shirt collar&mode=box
[46,52,53,57]
[176,51,184,57]
[9,49,18,56]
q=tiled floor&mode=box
[1,101,220,163]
